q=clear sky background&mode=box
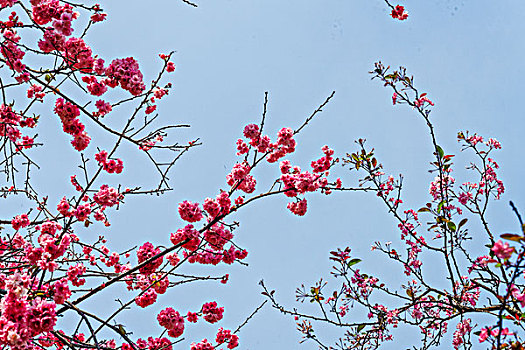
[27,0,525,349]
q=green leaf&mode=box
[417,207,431,213]
[357,324,366,333]
[436,145,444,159]
[447,221,456,232]
[348,258,361,267]
[437,200,445,213]
[457,218,468,231]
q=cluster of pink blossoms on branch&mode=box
[0,0,302,348]
[259,61,525,350]
[0,1,341,346]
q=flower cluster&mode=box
[201,301,224,324]
[157,308,185,338]
[215,327,239,349]
[54,98,90,151]
[390,5,408,20]
[95,150,124,174]
[105,57,146,96]
[0,104,36,151]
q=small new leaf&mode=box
[500,233,525,242]
[457,218,468,231]
[347,258,361,267]
[436,145,444,159]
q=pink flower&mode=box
[90,12,107,23]
[105,57,145,95]
[71,131,91,151]
[145,105,156,114]
[136,242,163,274]
[93,185,121,207]
[491,240,514,260]
[478,327,489,342]
[457,191,473,205]
[166,252,180,266]
[170,224,200,250]
[95,99,112,116]
[203,197,221,218]
[392,92,398,105]
[147,336,172,350]
[243,124,260,139]
[190,339,214,350]
[27,298,57,334]
[74,204,91,221]
[135,288,157,308]
[486,138,502,149]
[287,198,308,216]
[414,95,434,108]
[52,279,71,304]
[64,37,94,72]
[216,328,239,349]
[178,200,203,223]
[157,308,184,337]
[391,5,408,20]
[187,311,198,323]
[11,214,30,230]
[201,301,224,324]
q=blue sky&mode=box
[32,0,525,348]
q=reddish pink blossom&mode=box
[74,204,91,221]
[64,37,94,72]
[178,200,203,223]
[201,301,224,324]
[94,99,112,116]
[166,252,180,266]
[105,57,145,95]
[491,240,514,260]
[136,242,163,274]
[391,5,408,20]
[11,214,30,230]
[0,0,18,8]
[190,339,214,350]
[216,327,239,349]
[243,124,260,139]
[187,311,198,323]
[52,279,71,304]
[90,11,106,22]
[27,298,57,334]
[414,95,434,108]
[486,138,502,149]
[287,198,308,216]
[135,288,157,308]
[145,105,157,114]
[478,327,489,342]
[392,92,398,104]
[171,224,200,251]
[157,308,184,337]
[93,185,121,207]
